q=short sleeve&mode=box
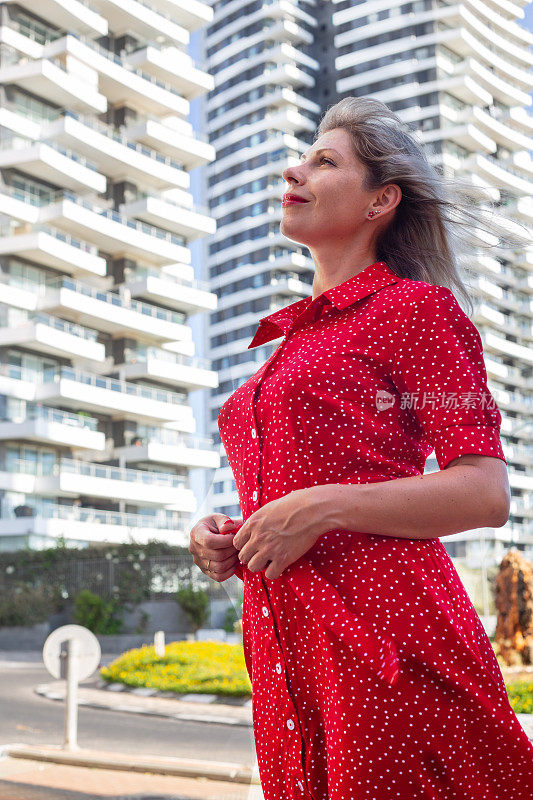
[389,285,506,470]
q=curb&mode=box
[2,743,261,785]
[35,681,253,728]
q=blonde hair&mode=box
[315,96,528,317]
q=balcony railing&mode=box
[125,266,211,292]
[44,277,186,325]
[2,310,99,341]
[135,191,210,217]
[127,111,210,143]
[127,428,214,449]
[11,14,62,46]
[1,403,98,431]
[124,346,211,371]
[59,31,188,101]
[1,99,189,171]
[0,184,187,246]
[0,364,187,406]
[2,502,184,529]
[47,366,187,406]
[0,222,99,256]
[5,456,186,487]
[0,136,100,172]
[59,458,186,488]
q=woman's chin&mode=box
[280,220,309,245]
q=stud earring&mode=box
[368,210,382,218]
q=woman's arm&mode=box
[308,454,510,542]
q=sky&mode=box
[525,3,533,30]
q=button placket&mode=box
[249,331,294,512]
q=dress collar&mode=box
[247,261,401,349]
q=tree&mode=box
[175,585,209,638]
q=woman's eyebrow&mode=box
[300,148,342,161]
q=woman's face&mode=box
[280,127,389,249]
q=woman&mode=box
[189,97,533,799]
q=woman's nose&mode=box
[282,164,303,185]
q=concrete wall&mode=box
[0,596,239,651]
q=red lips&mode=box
[282,193,310,206]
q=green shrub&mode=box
[222,603,241,633]
[100,640,251,696]
[0,583,56,627]
[175,585,209,635]
[73,589,123,635]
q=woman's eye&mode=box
[320,157,335,165]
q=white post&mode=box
[64,638,80,751]
[154,630,165,657]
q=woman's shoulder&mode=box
[384,277,461,316]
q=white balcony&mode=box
[83,0,189,46]
[438,122,495,153]
[0,405,105,450]
[39,277,191,344]
[0,457,195,508]
[0,504,189,547]
[138,0,212,31]
[120,195,215,241]
[0,57,107,114]
[467,107,533,152]
[41,112,190,192]
[0,365,193,425]
[115,429,219,469]
[125,46,213,101]
[45,34,189,117]
[206,4,314,51]
[11,0,108,37]
[126,116,215,170]
[124,270,217,314]
[37,193,191,267]
[115,347,218,391]
[482,333,533,364]
[459,56,531,107]
[463,153,533,196]
[512,197,533,225]
[0,312,105,362]
[0,138,106,194]
[0,223,107,278]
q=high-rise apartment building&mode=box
[202,0,533,566]
[0,0,218,550]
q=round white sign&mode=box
[43,624,101,681]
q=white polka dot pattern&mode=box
[217,261,533,799]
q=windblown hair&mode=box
[315,96,529,317]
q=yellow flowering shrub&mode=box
[100,640,252,697]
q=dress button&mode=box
[296,779,304,791]
[275,662,282,674]
[251,429,257,438]
[252,490,258,501]
[286,718,295,730]
[262,605,269,617]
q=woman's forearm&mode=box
[307,464,507,541]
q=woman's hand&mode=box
[232,488,328,580]
[188,514,244,582]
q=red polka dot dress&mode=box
[217,260,533,800]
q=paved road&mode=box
[0,663,256,764]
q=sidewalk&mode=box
[0,750,264,800]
